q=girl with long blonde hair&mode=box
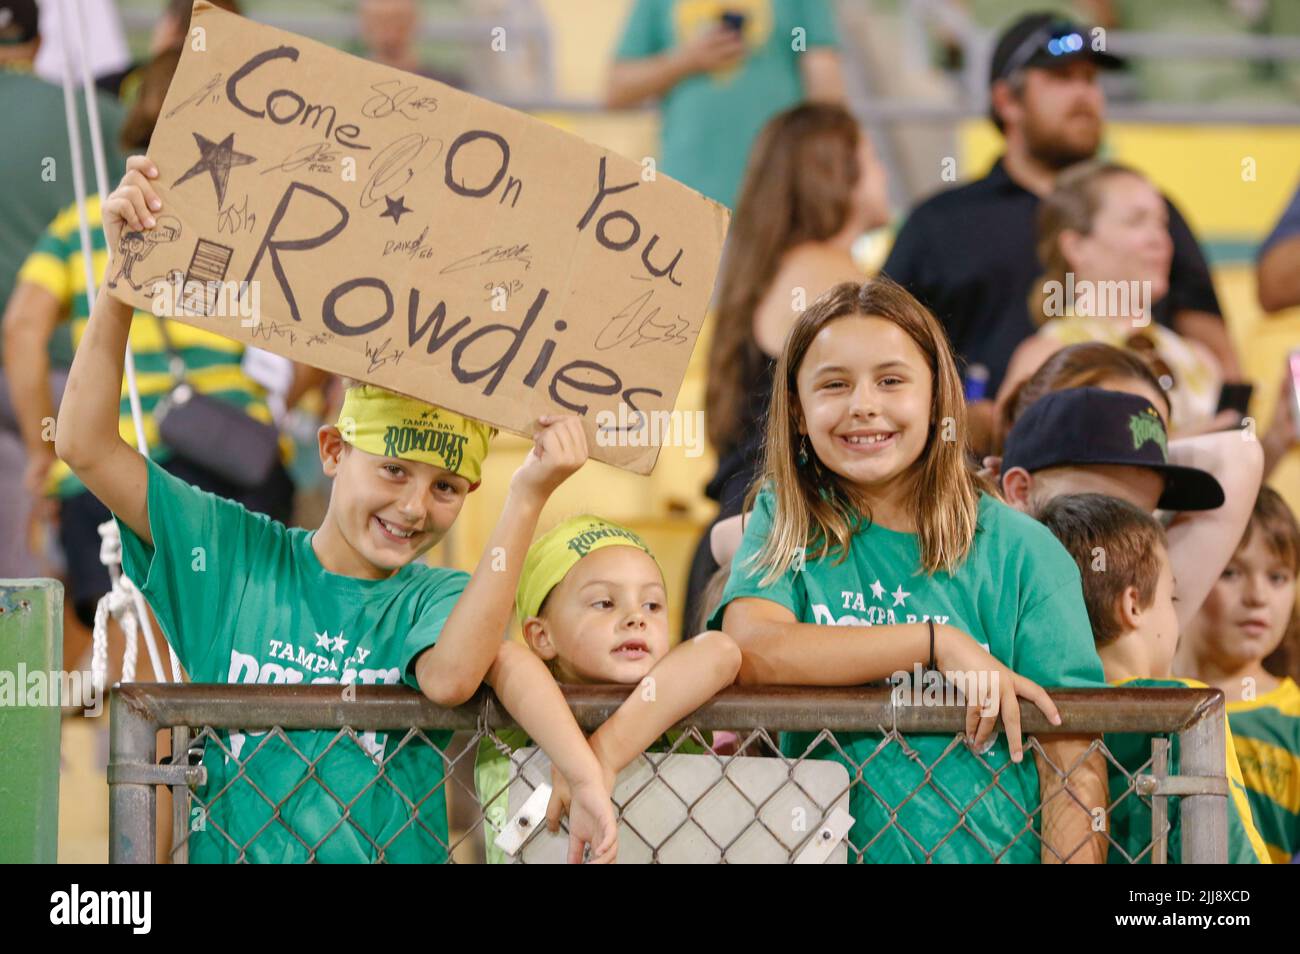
[685,102,887,639]
[709,278,1110,863]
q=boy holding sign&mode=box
[57,157,618,863]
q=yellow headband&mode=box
[336,385,496,488]
[516,515,660,625]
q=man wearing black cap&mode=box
[1000,386,1263,630]
[882,12,1240,451]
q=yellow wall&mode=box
[959,121,1300,240]
[538,0,634,101]
[1206,265,1300,514]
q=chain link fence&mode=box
[107,683,1230,863]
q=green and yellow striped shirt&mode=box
[1106,677,1271,864]
[1228,676,1300,863]
[17,195,280,498]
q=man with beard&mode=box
[883,13,1239,452]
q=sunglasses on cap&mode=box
[999,19,1090,79]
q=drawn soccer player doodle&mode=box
[107,215,182,291]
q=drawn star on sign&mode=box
[171,132,255,207]
[380,194,412,224]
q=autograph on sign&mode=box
[108,1,729,474]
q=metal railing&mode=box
[107,683,1230,863]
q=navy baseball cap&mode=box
[1002,387,1224,512]
[990,12,1124,84]
[0,1,38,44]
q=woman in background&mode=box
[997,160,1226,436]
[683,102,890,639]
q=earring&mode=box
[797,435,809,467]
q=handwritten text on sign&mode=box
[107,2,730,474]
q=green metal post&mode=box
[0,579,64,863]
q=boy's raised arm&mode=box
[55,157,163,546]
[413,415,586,707]
[1165,430,1264,629]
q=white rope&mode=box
[92,520,169,686]
[98,519,166,672]
[120,595,139,683]
[132,583,180,682]
[56,0,99,354]
[56,0,150,456]
[59,11,180,682]
[71,3,111,215]
[91,595,111,694]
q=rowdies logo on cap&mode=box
[1128,407,1168,461]
[565,525,647,559]
[382,415,469,472]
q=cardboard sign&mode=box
[107,2,730,473]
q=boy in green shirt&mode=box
[1039,492,1270,863]
[56,157,618,863]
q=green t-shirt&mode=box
[117,458,469,863]
[0,68,125,365]
[614,0,836,210]
[1104,677,1268,864]
[707,487,1106,863]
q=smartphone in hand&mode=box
[1215,381,1254,418]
